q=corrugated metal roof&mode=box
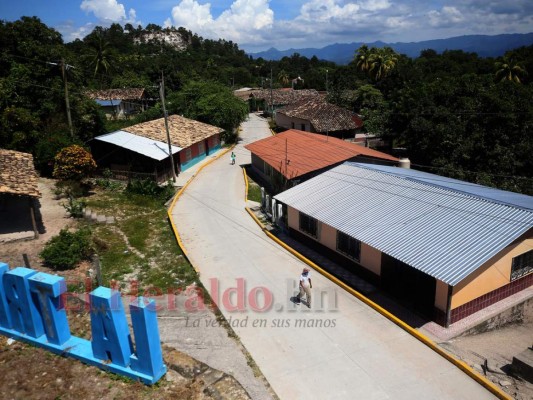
[244,129,398,179]
[274,162,533,286]
[94,131,182,161]
[95,99,122,107]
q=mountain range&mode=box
[248,33,533,64]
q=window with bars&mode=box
[337,231,361,261]
[299,212,318,238]
[511,250,533,281]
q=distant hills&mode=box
[248,33,533,64]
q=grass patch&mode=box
[83,186,197,291]
[248,182,262,203]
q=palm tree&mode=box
[277,70,289,87]
[494,57,527,83]
[85,34,115,78]
[368,47,398,82]
[354,45,371,73]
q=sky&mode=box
[1,0,532,52]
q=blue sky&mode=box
[1,0,532,52]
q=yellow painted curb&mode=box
[242,165,249,202]
[244,205,511,400]
[167,146,235,273]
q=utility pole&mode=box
[270,67,273,117]
[326,69,329,94]
[159,71,177,182]
[48,59,75,138]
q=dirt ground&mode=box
[441,321,533,399]
[0,178,75,269]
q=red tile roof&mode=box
[244,130,398,179]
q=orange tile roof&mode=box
[0,149,40,198]
[123,114,224,148]
[244,130,398,179]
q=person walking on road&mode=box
[230,151,236,165]
[296,267,312,308]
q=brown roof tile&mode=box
[278,97,363,132]
[85,88,145,101]
[123,115,224,148]
[249,88,321,107]
[0,149,40,198]
[244,129,398,180]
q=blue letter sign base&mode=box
[0,264,166,385]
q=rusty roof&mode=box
[277,97,363,132]
[85,88,145,100]
[123,115,224,148]
[0,149,40,198]
[244,129,398,180]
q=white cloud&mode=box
[55,20,96,42]
[80,0,141,25]
[167,0,273,45]
[428,6,464,27]
[81,0,126,21]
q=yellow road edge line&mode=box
[242,164,249,202]
[244,205,511,400]
[167,146,235,274]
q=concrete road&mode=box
[170,113,497,399]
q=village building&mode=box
[0,149,41,241]
[244,129,398,192]
[275,97,363,139]
[86,88,148,119]
[274,162,533,326]
[235,88,321,115]
[92,115,223,182]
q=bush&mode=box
[125,179,175,202]
[53,145,97,181]
[40,228,93,270]
[63,196,87,218]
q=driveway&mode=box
[170,113,497,399]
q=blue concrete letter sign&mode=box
[0,263,166,384]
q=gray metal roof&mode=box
[95,99,122,107]
[94,130,182,161]
[274,162,533,286]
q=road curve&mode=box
[170,113,497,400]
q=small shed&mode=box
[0,149,41,241]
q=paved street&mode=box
[170,113,497,399]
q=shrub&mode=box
[40,228,93,270]
[125,179,175,202]
[53,145,97,181]
[63,196,87,218]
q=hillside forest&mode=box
[1,17,532,195]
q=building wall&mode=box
[451,235,533,309]
[178,135,219,172]
[434,280,449,313]
[275,114,311,132]
[287,208,383,277]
